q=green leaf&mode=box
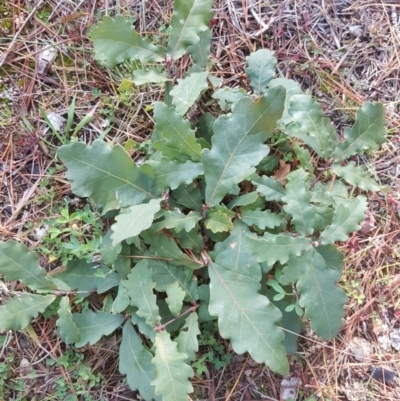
[280,249,315,285]
[0,294,55,331]
[251,175,285,201]
[204,207,234,233]
[333,102,386,161]
[176,312,200,362]
[119,322,161,401]
[151,331,194,401]
[227,192,259,209]
[167,0,213,61]
[170,71,209,115]
[246,234,313,266]
[282,175,315,236]
[268,78,303,124]
[149,259,199,303]
[174,228,203,252]
[246,49,277,95]
[152,209,201,233]
[287,94,338,159]
[142,232,202,270]
[54,259,120,294]
[72,310,124,347]
[0,241,55,291]
[196,112,215,146]
[316,244,344,272]
[171,183,203,212]
[153,102,202,162]
[331,162,380,191]
[187,29,211,67]
[165,282,185,316]
[112,284,130,314]
[297,251,347,339]
[319,196,367,244]
[312,205,334,232]
[132,68,169,85]
[58,140,160,211]
[212,87,246,111]
[149,158,203,190]
[111,199,162,246]
[122,260,161,327]
[92,15,165,67]
[56,297,81,345]
[293,142,314,173]
[241,209,282,230]
[100,229,122,265]
[202,87,286,207]
[209,222,289,375]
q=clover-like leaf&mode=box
[202,87,286,207]
[92,15,165,67]
[167,0,213,61]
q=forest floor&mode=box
[1,0,400,400]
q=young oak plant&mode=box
[0,1,387,401]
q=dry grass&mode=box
[1,0,400,400]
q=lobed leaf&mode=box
[167,0,213,61]
[170,71,209,115]
[122,260,161,327]
[287,94,338,159]
[331,162,381,191]
[176,312,200,363]
[202,87,286,207]
[73,310,124,347]
[319,196,367,244]
[92,15,165,67]
[119,322,161,401]
[297,250,347,339]
[241,209,283,230]
[153,102,202,162]
[251,175,285,201]
[187,29,211,67]
[0,241,55,291]
[0,294,55,331]
[151,209,202,233]
[333,102,386,161]
[165,282,185,316]
[111,199,162,246]
[148,158,203,190]
[151,331,194,401]
[282,175,316,236]
[132,68,169,86]
[246,49,277,95]
[58,140,160,211]
[209,222,289,375]
[54,259,120,294]
[56,296,81,345]
[246,234,313,267]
